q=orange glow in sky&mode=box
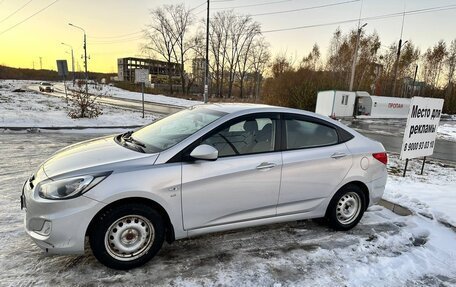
[1,0,455,73]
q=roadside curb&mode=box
[1,126,142,131]
[379,199,456,232]
[379,199,413,216]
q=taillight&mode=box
[372,152,388,165]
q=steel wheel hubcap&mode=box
[105,215,154,261]
[336,192,361,225]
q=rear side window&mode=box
[285,119,338,149]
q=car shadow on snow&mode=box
[9,207,425,286]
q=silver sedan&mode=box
[21,104,387,269]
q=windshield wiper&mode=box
[120,131,146,152]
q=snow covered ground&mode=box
[0,80,159,128]
[385,154,456,227]
[54,82,202,107]
[437,123,456,142]
[1,132,455,286]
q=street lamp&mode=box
[68,23,88,96]
[349,22,367,91]
[61,42,75,86]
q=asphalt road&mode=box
[345,119,456,162]
[28,84,183,115]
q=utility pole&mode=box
[62,42,75,86]
[39,57,42,70]
[349,0,365,92]
[203,0,210,103]
[410,65,418,98]
[349,23,367,91]
[391,39,408,97]
[69,23,89,97]
[392,0,407,97]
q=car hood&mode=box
[42,135,158,178]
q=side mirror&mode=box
[190,144,218,161]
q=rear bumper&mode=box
[368,174,387,206]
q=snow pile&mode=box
[0,80,158,128]
[384,154,456,227]
[54,82,202,107]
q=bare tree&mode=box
[235,20,261,98]
[248,37,271,101]
[67,81,102,119]
[169,4,194,94]
[143,6,179,94]
[301,43,321,71]
[422,40,447,90]
[446,39,456,93]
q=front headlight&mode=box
[37,174,109,200]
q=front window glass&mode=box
[202,117,276,157]
[132,107,226,153]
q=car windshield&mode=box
[131,106,227,153]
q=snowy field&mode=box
[1,132,456,286]
[0,80,158,128]
[53,82,202,107]
[385,154,456,228]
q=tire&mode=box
[326,184,366,231]
[89,203,165,270]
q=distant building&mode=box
[117,57,181,83]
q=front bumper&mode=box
[22,178,105,254]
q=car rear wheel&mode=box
[89,203,165,270]
[326,184,366,231]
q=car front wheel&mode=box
[326,184,366,231]
[89,203,165,270]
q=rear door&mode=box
[181,113,282,230]
[277,114,353,215]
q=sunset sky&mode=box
[0,0,455,73]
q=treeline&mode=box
[263,28,456,113]
[0,65,115,83]
[143,5,269,99]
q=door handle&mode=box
[256,162,276,170]
[331,152,347,159]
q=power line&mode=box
[250,0,360,17]
[0,0,59,36]
[89,1,205,40]
[213,0,292,10]
[0,0,34,24]
[262,4,456,33]
[91,35,144,45]
[89,31,142,39]
[190,1,207,12]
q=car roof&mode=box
[199,103,319,118]
[198,103,357,133]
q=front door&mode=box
[181,115,282,230]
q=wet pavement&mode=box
[344,119,456,162]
